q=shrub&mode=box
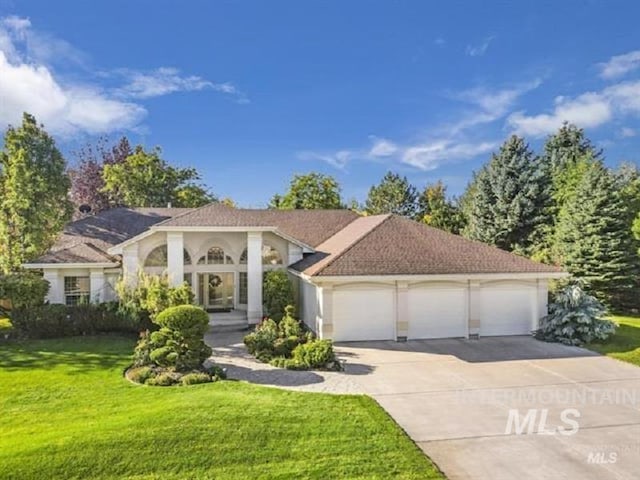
[289,339,341,370]
[146,372,177,386]
[144,305,212,372]
[536,283,617,346]
[10,303,147,339]
[180,372,212,385]
[116,272,194,321]
[0,317,13,337]
[204,364,227,380]
[244,318,281,359]
[128,366,155,384]
[132,331,153,366]
[0,272,49,311]
[263,270,295,321]
[278,305,301,338]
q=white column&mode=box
[468,281,481,337]
[247,231,263,324]
[167,232,184,287]
[319,285,334,339]
[122,243,140,286]
[43,269,63,304]
[90,269,105,303]
[533,279,548,331]
[396,281,409,340]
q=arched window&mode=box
[197,246,234,265]
[239,245,283,265]
[144,245,191,267]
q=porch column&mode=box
[167,232,184,287]
[468,281,481,337]
[43,270,63,304]
[122,243,139,286]
[90,269,105,303]
[247,231,263,324]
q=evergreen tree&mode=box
[365,171,417,218]
[0,113,72,272]
[269,173,343,209]
[464,135,550,252]
[555,161,640,311]
[417,181,465,234]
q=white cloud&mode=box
[620,127,637,138]
[466,36,494,57]
[508,80,640,137]
[300,80,539,171]
[116,67,248,103]
[434,37,445,46]
[0,16,246,136]
[598,50,640,79]
[0,51,145,136]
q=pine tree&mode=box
[555,161,640,311]
[365,171,417,218]
[464,135,551,252]
[0,113,72,272]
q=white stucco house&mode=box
[24,203,566,342]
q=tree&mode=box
[269,173,343,209]
[555,161,640,310]
[464,135,551,253]
[365,171,417,217]
[417,181,465,234]
[69,136,132,214]
[102,146,215,208]
[0,113,72,272]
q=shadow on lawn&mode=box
[590,324,640,354]
[0,336,132,373]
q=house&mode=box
[24,203,566,342]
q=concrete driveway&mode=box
[336,337,640,480]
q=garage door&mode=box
[332,288,395,341]
[408,286,468,339]
[480,284,534,336]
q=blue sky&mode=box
[1,1,640,206]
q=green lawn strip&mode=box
[0,336,443,479]
[587,315,640,367]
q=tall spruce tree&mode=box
[555,161,640,311]
[0,113,72,272]
[365,171,418,218]
[464,135,551,253]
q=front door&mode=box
[198,272,234,311]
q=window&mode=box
[239,245,283,265]
[197,246,234,265]
[183,273,193,287]
[64,276,90,306]
[239,272,248,304]
[144,245,191,267]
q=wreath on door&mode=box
[208,275,222,289]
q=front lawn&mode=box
[0,335,443,479]
[588,315,640,367]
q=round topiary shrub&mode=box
[147,305,212,372]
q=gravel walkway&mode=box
[204,329,366,394]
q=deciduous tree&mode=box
[0,113,72,272]
[365,171,417,218]
[417,181,465,234]
[269,173,343,209]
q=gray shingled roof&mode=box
[157,203,360,247]
[30,208,191,264]
[290,215,563,276]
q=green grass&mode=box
[0,335,443,480]
[588,315,640,367]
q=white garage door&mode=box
[408,286,468,339]
[332,288,395,341]
[480,284,534,336]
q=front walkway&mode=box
[205,330,364,394]
[205,330,640,480]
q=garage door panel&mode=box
[408,288,467,339]
[480,286,534,336]
[333,289,395,341]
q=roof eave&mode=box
[298,271,569,284]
